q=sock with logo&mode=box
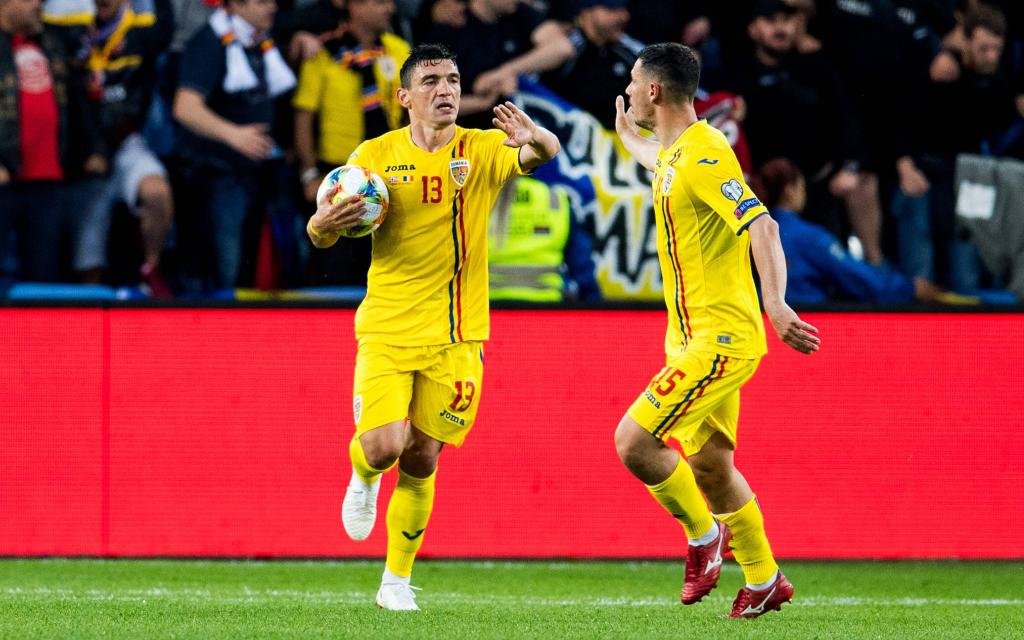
[716,495,779,586]
[349,436,391,485]
[385,468,437,578]
[647,456,716,542]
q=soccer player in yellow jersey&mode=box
[306,43,560,611]
[612,43,820,619]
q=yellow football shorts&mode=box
[627,349,760,456]
[353,340,484,447]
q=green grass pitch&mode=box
[1,559,1021,639]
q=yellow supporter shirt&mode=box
[292,33,410,165]
[349,126,525,346]
[653,120,768,359]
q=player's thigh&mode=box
[409,341,484,447]
[626,350,758,454]
[353,342,415,435]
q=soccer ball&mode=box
[316,165,390,238]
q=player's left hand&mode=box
[766,302,820,354]
[493,101,538,149]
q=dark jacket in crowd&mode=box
[0,27,105,178]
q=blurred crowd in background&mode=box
[1,0,1023,304]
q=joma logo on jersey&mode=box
[439,409,466,426]
[385,163,416,172]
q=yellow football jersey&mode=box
[348,126,525,346]
[653,120,768,359]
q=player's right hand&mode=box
[614,95,638,138]
[313,192,366,233]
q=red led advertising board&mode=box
[1,309,1021,558]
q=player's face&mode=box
[399,59,461,127]
[349,0,395,34]
[968,27,1004,75]
[748,13,797,56]
[624,60,655,130]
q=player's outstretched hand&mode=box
[493,101,538,148]
[766,303,820,354]
[614,95,639,138]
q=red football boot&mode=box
[728,571,795,618]
[681,520,731,604]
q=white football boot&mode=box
[341,473,381,541]
[375,581,421,611]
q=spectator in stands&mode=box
[724,0,862,239]
[539,0,642,130]
[0,0,107,283]
[173,0,296,291]
[273,0,346,63]
[488,175,600,303]
[815,0,929,267]
[895,4,1018,291]
[754,158,967,305]
[293,0,409,286]
[63,0,175,296]
[418,0,549,128]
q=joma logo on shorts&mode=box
[645,389,661,409]
[385,164,416,172]
[439,409,466,426]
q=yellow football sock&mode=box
[717,495,778,585]
[349,436,391,485]
[647,457,715,541]
[385,468,437,578]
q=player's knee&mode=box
[360,437,402,470]
[399,443,440,477]
[613,420,647,470]
[689,457,729,491]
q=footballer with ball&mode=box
[306,43,560,611]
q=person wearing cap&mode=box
[539,0,643,130]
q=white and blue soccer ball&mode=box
[316,165,390,238]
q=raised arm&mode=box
[747,215,820,354]
[492,101,561,172]
[614,95,658,171]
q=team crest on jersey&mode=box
[450,159,470,187]
[720,179,744,202]
[662,167,675,195]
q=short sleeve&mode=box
[475,129,524,187]
[292,53,326,112]
[685,149,768,235]
[177,28,224,98]
[347,140,370,166]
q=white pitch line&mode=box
[1,587,1021,608]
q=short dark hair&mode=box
[963,5,1007,40]
[637,43,700,102]
[400,43,458,89]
